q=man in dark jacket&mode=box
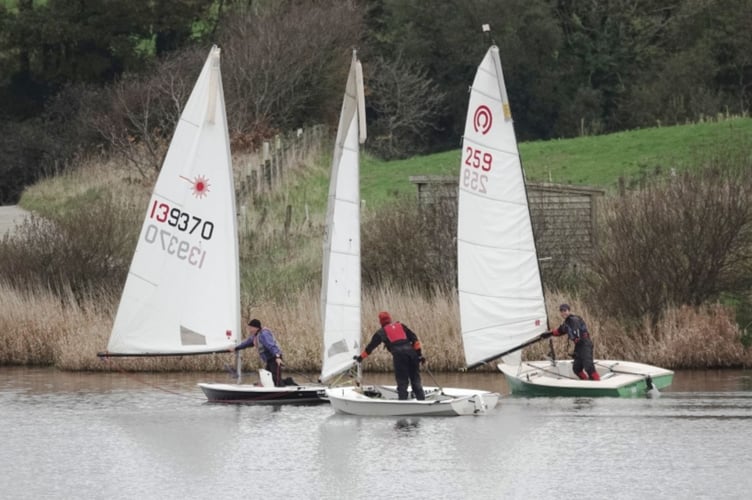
[541,304,600,381]
[354,311,426,400]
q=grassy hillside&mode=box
[359,116,752,203]
[22,117,751,216]
[18,116,752,299]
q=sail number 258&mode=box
[462,146,493,194]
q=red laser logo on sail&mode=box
[473,105,493,134]
[180,175,211,198]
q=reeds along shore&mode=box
[0,282,749,372]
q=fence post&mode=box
[274,134,285,186]
[250,170,258,205]
[284,204,292,235]
[263,141,272,191]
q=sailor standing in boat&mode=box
[354,311,426,400]
[230,319,285,386]
[542,304,601,381]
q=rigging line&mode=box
[423,364,444,395]
[98,356,205,401]
[325,368,355,387]
[521,362,579,380]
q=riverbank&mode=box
[1,282,749,371]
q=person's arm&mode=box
[403,325,423,357]
[551,323,565,336]
[232,335,255,351]
[355,332,383,361]
[540,324,564,339]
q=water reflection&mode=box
[2,367,752,500]
[393,417,420,434]
[572,397,595,408]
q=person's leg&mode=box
[392,353,410,400]
[408,355,425,400]
[573,345,587,379]
[266,359,282,386]
[581,340,600,380]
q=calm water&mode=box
[1,367,751,500]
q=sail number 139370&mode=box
[150,200,214,239]
[145,200,215,269]
[462,146,493,194]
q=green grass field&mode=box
[359,116,752,205]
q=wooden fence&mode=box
[234,125,328,231]
[409,175,605,272]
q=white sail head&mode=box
[320,51,366,382]
[107,46,241,355]
[457,46,547,367]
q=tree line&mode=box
[1,0,750,203]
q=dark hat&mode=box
[248,319,262,328]
[558,303,571,312]
[378,311,392,326]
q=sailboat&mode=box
[101,46,241,360]
[458,35,673,398]
[199,51,370,403]
[98,46,326,403]
[204,50,367,402]
[324,57,500,418]
[319,51,367,386]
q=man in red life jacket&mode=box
[353,311,426,400]
[541,304,600,381]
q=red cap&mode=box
[378,311,392,326]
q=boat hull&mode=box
[325,385,500,416]
[498,359,674,398]
[198,383,328,404]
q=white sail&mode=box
[320,51,366,382]
[107,46,240,355]
[458,46,547,368]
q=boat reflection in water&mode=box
[1,368,750,500]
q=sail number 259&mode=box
[462,146,493,194]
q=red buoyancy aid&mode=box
[384,322,408,344]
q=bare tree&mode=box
[366,53,447,159]
[362,196,456,293]
[83,48,205,178]
[83,1,364,176]
[218,0,364,149]
[590,159,752,325]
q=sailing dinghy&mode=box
[458,39,673,397]
[323,55,499,417]
[101,46,242,360]
[201,51,371,403]
[98,46,326,403]
[318,51,367,388]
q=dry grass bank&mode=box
[1,283,749,372]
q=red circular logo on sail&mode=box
[180,174,211,198]
[473,105,493,134]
